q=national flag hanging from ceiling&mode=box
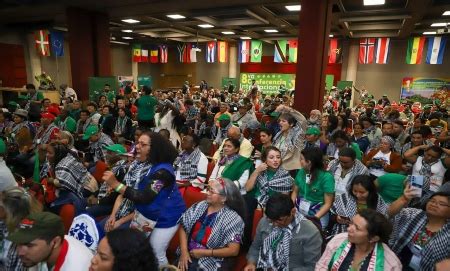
[132,44,142,62]
[190,44,198,63]
[177,43,186,63]
[251,40,262,63]
[50,31,64,57]
[141,47,149,62]
[149,46,159,63]
[218,41,228,63]
[328,38,342,64]
[35,30,51,56]
[238,40,251,63]
[206,41,216,63]
[426,36,447,64]
[374,38,390,64]
[406,37,425,64]
[274,40,287,63]
[159,45,168,63]
[287,40,298,63]
[359,38,375,64]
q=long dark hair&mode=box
[358,209,392,243]
[327,115,339,135]
[301,147,324,184]
[48,142,79,168]
[106,228,158,271]
[142,131,178,164]
[348,175,379,210]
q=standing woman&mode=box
[103,132,185,266]
[177,178,246,271]
[136,86,158,130]
[154,100,182,149]
[272,105,307,173]
[291,147,335,228]
[113,107,133,142]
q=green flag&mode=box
[274,40,287,63]
[251,40,262,63]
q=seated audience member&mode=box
[0,138,18,190]
[5,109,35,144]
[0,187,42,270]
[330,175,388,235]
[326,130,362,161]
[75,109,91,139]
[388,190,450,270]
[54,107,77,134]
[374,173,407,204]
[363,136,402,177]
[90,228,158,271]
[360,117,382,150]
[231,103,257,131]
[103,132,185,266]
[8,212,93,271]
[292,147,335,228]
[272,105,307,172]
[214,103,231,126]
[391,120,408,153]
[351,122,370,154]
[113,107,133,141]
[245,194,322,271]
[87,102,102,126]
[174,134,208,193]
[307,109,322,129]
[213,126,253,162]
[304,127,327,153]
[404,145,450,197]
[401,130,429,157]
[33,112,59,147]
[84,125,114,164]
[177,178,245,271]
[210,138,253,194]
[316,209,402,270]
[253,128,273,163]
[327,148,369,196]
[213,114,233,146]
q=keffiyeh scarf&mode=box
[328,239,385,271]
[273,125,305,158]
[114,116,130,135]
[55,154,90,198]
[174,147,203,181]
[257,212,304,270]
[34,123,58,146]
[256,168,293,206]
[418,157,438,193]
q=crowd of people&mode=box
[0,81,449,271]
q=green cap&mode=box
[306,127,321,136]
[82,125,99,140]
[217,114,231,121]
[104,144,127,154]
[270,111,281,118]
[17,95,28,100]
[423,104,432,109]
[8,101,18,107]
[7,212,65,244]
[0,139,5,154]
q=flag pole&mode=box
[55,54,59,88]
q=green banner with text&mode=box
[240,73,295,95]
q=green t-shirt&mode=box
[27,92,44,101]
[376,173,406,204]
[105,91,115,103]
[294,169,335,203]
[137,95,158,121]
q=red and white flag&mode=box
[375,38,390,64]
[359,38,375,64]
[35,30,51,56]
[159,45,168,63]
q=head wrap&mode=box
[381,136,395,148]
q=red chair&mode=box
[206,160,215,181]
[261,115,271,125]
[209,143,218,157]
[255,112,263,121]
[252,208,264,240]
[167,228,181,263]
[59,204,75,234]
[92,161,108,183]
[183,190,207,209]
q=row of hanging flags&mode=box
[358,36,447,64]
[33,30,64,56]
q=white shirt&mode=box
[332,164,353,196]
[369,151,391,177]
[64,87,78,101]
[412,156,446,192]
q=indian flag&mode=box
[405,37,425,64]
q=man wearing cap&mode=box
[0,138,18,191]
[33,111,60,147]
[84,125,114,164]
[304,127,327,153]
[213,113,232,146]
[231,103,258,131]
[8,212,93,271]
[5,109,35,143]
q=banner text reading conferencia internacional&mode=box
[240,73,296,95]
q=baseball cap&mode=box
[47,106,60,116]
[17,95,28,100]
[82,125,99,140]
[7,212,65,244]
[40,112,56,121]
[8,101,18,107]
[269,111,281,118]
[306,127,321,136]
[0,138,6,154]
[104,144,127,155]
[217,114,231,121]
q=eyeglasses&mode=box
[206,186,223,195]
[136,141,150,147]
[428,199,450,208]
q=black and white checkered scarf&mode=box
[34,123,58,146]
[256,168,293,207]
[327,159,369,189]
[257,212,305,270]
[389,207,450,270]
[330,193,388,235]
[174,147,202,181]
[55,154,90,198]
[178,200,244,271]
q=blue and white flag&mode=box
[50,31,64,57]
[426,36,447,64]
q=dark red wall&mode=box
[240,56,341,85]
[0,43,27,87]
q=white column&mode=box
[346,40,359,106]
[132,60,138,86]
[229,45,237,78]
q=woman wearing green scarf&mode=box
[209,138,253,195]
[316,209,401,271]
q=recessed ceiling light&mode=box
[167,14,185,19]
[240,36,251,40]
[264,29,278,33]
[431,22,448,27]
[222,31,235,35]
[329,34,334,37]
[443,11,450,16]
[121,19,140,24]
[122,36,134,39]
[363,0,385,6]
[198,24,214,28]
[423,31,436,35]
[285,5,301,11]
[121,30,133,33]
